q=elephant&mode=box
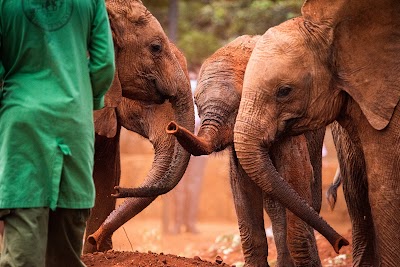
[83,0,195,253]
[234,0,400,265]
[328,122,374,266]
[115,35,347,266]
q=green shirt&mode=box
[0,0,115,210]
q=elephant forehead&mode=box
[106,0,150,25]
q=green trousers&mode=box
[0,208,90,267]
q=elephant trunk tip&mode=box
[86,227,113,252]
[87,233,99,248]
[166,121,179,134]
[333,236,350,254]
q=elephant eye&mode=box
[150,42,162,55]
[277,85,293,98]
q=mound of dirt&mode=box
[81,230,353,267]
[81,250,232,267]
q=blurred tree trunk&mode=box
[168,0,178,42]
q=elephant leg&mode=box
[229,150,269,267]
[304,128,325,213]
[331,121,375,266]
[263,196,295,267]
[342,167,375,266]
[83,130,121,253]
[356,108,400,266]
[270,135,321,267]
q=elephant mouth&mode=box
[285,117,298,130]
[273,117,300,142]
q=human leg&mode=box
[0,208,48,267]
[46,208,90,267]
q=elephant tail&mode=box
[326,167,342,211]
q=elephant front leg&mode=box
[342,167,375,266]
[360,125,400,266]
[229,152,269,267]
[263,196,295,267]
[84,132,121,253]
[270,135,321,267]
[364,155,400,266]
[331,121,375,266]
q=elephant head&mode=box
[166,35,260,155]
[106,42,194,198]
[94,0,195,196]
[94,0,192,138]
[234,0,399,258]
[105,0,187,104]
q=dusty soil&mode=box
[82,250,232,267]
[82,127,353,266]
[82,230,353,267]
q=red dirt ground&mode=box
[81,230,353,267]
[81,128,352,267]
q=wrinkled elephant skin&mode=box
[83,0,194,253]
[169,35,342,266]
[235,1,400,265]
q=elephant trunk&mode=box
[166,121,219,156]
[234,120,349,253]
[114,82,195,198]
[88,96,194,249]
[87,197,156,251]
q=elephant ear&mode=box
[94,69,122,138]
[303,0,400,130]
[301,0,347,24]
[106,0,148,49]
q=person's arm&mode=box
[88,0,115,110]
[0,25,4,90]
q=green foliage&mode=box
[177,29,221,67]
[142,0,303,70]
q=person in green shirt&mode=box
[0,1,115,266]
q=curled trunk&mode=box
[113,42,195,198]
[88,97,193,250]
[166,121,219,156]
[113,92,194,198]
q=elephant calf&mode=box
[83,0,195,253]
[163,35,343,266]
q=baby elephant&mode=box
[166,35,332,267]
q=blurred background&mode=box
[142,0,304,72]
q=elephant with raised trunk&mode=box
[234,0,400,265]
[115,35,348,266]
[83,0,194,253]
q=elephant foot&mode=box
[87,230,113,252]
